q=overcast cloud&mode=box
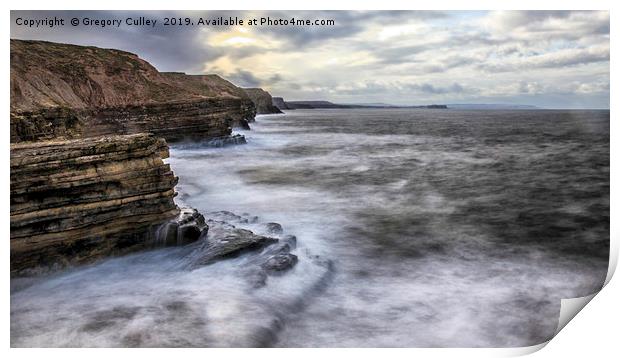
[11,10,609,108]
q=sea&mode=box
[11,108,610,347]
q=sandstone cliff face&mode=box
[10,133,180,275]
[10,39,256,143]
[243,88,283,115]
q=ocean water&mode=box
[11,109,609,347]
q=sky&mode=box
[11,10,610,108]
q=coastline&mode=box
[8,30,610,348]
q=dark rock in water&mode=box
[261,253,298,273]
[187,227,278,267]
[157,208,208,247]
[282,235,297,249]
[209,211,248,223]
[241,213,259,223]
[178,225,202,245]
[259,236,295,257]
[205,134,246,147]
[244,235,299,283]
[265,222,283,235]
[206,218,237,231]
[185,210,300,284]
[177,208,206,226]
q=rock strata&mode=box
[10,133,180,275]
[10,39,256,143]
[243,88,283,115]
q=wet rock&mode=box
[259,236,295,257]
[204,134,247,147]
[158,208,209,247]
[261,253,298,274]
[244,235,299,283]
[177,208,206,226]
[241,213,259,223]
[187,227,278,268]
[178,225,202,245]
[186,210,301,282]
[264,222,283,235]
[208,210,248,223]
[282,235,297,249]
[206,218,236,230]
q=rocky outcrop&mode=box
[187,226,278,267]
[243,88,282,115]
[183,211,301,287]
[155,208,208,247]
[10,133,180,275]
[10,39,256,143]
[272,97,292,110]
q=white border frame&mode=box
[3,1,616,357]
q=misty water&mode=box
[11,109,609,347]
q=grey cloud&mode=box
[408,82,468,94]
[251,10,449,49]
[225,69,262,87]
[284,82,302,90]
[479,46,609,72]
[374,44,435,65]
[487,10,609,42]
[224,70,284,88]
[268,74,283,83]
[11,10,223,73]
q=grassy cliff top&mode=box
[10,39,249,111]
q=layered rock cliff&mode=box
[10,39,256,143]
[10,133,180,275]
[272,97,292,110]
[243,88,282,115]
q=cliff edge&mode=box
[10,134,181,274]
[243,88,283,115]
[10,39,256,142]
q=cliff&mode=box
[243,88,282,115]
[10,133,180,275]
[10,39,256,143]
[272,97,292,110]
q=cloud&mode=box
[482,10,609,45]
[268,73,283,83]
[224,69,262,87]
[479,45,609,72]
[221,70,284,88]
[10,10,610,108]
[409,82,467,94]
